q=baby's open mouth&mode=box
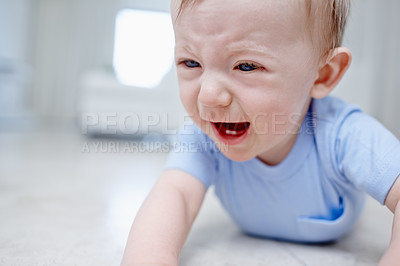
[212,122,250,137]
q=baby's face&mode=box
[172,0,321,164]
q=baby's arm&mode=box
[379,174,400,266]
[121,169,207,266]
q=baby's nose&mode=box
[198,72,232,108]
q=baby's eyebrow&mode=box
[174,43,278,64]
[227,43,278,60]
[174,45,197,55]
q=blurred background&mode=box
[0,0,399,265]
[0,0,185,136]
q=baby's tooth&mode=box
[226,130,237,135]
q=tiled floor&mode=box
[0,125,394,265]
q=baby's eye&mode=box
[183,60,201,68]
[236,63,260,72]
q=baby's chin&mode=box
[224,152,255,162]
[212,142,256,162]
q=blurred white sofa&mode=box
[78,67,186,138]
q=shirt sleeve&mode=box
[164,125,218,188]
[335,111,400,204]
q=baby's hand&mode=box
[380,182,400,266]
[379,246,400,266]
[121,170,206,266]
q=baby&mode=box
[122,0,400,265]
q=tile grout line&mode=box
[276,241,309,266]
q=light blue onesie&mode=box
[165,96,400,243]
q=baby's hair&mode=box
[307,0,351,56]
[176,0,351,57]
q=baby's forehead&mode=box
[174,0,313,42]
[174,0,314,34]
[173,0,334,60]
[175,0,309,26]
[174,0,312,16]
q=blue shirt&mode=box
[165,96,400,243]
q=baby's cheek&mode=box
[252,114,270,135]
[179,86,196,111]
[251,110,299,136]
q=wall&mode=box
[0,0,33,118]
[31,0,117,119]
[321,0,400,137]
[373,0,400,136]
[0,0,33,60]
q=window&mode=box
[113,9,175,88]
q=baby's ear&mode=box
[310,47,352,99]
